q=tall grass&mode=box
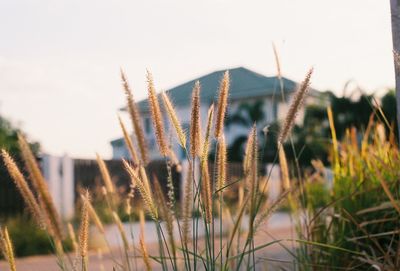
[0,68,315,270]
[295,110,400,270]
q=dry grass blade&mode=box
[120,69,149,164]
[278,68,313,144]
[161,91,187,148]
[118,115,139,165]
[372,164,400,215]
[147,70,168,156]
[215,71,230,139]
[139,210,152,271]
[18,134,63,242]
[112,212,129,250]
[0,227,17,271]
[96,153,115,194]
[1,149,44,228]
[67,223,78,252]
[190,81,201,157]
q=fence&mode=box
[1,154,282,219]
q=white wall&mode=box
[41,154,75,219]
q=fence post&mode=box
[42,154,75,220]
[265,163,281,202]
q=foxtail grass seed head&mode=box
[147,70,168,156]
[216,136,227,193]
[243,126,256,174]
[18,133,63,241]
[80,194,105,234]
[0,227,17,271]
[96,153,115,193]
[124,160,158,220]
[120,69,149,164]
[201,104,214,163]
[162,91,187,148]
[2,149,44,228]
[182,165,192,246]
[118,115,139,165]
[278,68,313,144]
[278,143,290,190]
[215,71,230,138]
[201,162,212,223]
[79,191,90,259]
[190,81,201,157]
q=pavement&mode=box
[0,212,295,270]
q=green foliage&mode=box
[296,122,400,270]
[4,216,72,257]
[289,89,397,167]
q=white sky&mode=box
[0,0,394,158]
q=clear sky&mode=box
[0,0,394,158]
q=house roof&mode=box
[125,67,298,113]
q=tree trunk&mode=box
[390,0,400,140]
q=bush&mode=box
[296,119,400,270]
[4,216,72,257]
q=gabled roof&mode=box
[128,67,297,113]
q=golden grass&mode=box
[0,227,17,271]
[121,69,149,165]
[18,134,64,243]
[147,70,168,156]
[278,68,313,144]
[215,71,230,139]
[190,81,201,157]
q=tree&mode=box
[225,100,266,161]
[0,115,40,217]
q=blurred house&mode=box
[110,67,320,160]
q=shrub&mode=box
[296,114,400,270]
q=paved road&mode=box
[0,212,295,270]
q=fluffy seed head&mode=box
[278,143,290,190]
[18,134,63,241]
[182,165,192,246]
[147,70,168,156]
[201,162,212,223]
[121,69,149,164]
[161,91,187,148]
[118,115,139,165]
[190,81,201,157]
[96,153,115,193]
[0,227,16,271]
[2,149,44,228]
[215,71,230,138]
[201,104,214,163]
[216,136,227,193]
[278,68,313,144]
[79,191,90,259]
[124,160,158,220]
